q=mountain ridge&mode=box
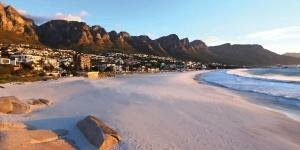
[1,3,300,66]
[283,53,300,59]
[36,20,213,61]
[209,43,300,65]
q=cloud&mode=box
[202,36,225,46]
[145,32,159,39]
[54,10,89,22]
[16,8,27,15]
[246,26,300,41]
[15,7,89,25]
[243,26,300,54]
[79,10,89,17]
[16,8,49,24]
[54,12,83,22]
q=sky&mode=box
[2,0,300,54]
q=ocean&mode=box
[199,68,300,121]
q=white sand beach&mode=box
[0,71,300,150]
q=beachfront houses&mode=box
[0,43,217,79]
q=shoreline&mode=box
[228,68,300,83]
[0,71,300,149]
[198,70,300,122]
[201,76,300,122]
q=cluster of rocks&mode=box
[0,96,52,114]
[0,96,121,150]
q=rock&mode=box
[11,98,31,114]
[0,98,13,113]
[31,139,75,150]
[0,122,76,150]
[77,115,120,150]
[0,96,31,114]
[53,129,69,137]
[38,99,52,105]
[0,130,75,150]
[28,130,59,144]
[28,98,52,106]
[0,121,27,130]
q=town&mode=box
[0,43,236,82]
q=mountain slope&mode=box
[283,53,300,59]
[209,43,300,66]
[36,20,213,61]
[0,3,38,44]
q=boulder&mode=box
[77,115,120,150]
[30,139,76,150]
[28,130,59,144]
[11,98,31,114]
[0,96,31,114]
[53,129,69,137]
[0,122,76,150]
[0,121,27,130]
[0,98,13,113]
[27,98,53,106]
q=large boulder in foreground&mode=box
[0,121,75,150]
[0,96,31,114]
[77,115,121,150]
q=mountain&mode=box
[155,34,213,61]
[209,43,300,66]
[1,3,300,66]
[0,3,38,44]
[283,53,300,59]
[36,20,212,61]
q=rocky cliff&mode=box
[37,20,212,61]
[0,3,37,42]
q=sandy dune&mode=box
[0,71,299,150]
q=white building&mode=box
[10,54,41,63]
[10,58,19,66]
[0,58,10,65]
